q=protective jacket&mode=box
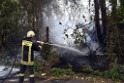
[20,37,41,65]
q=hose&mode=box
[0,54,17,83]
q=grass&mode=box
[92,70,124,81]
[50,68,75,78]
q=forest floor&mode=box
[4,75,124,83]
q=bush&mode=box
[92,70,124,81]
[41,45,60,65]
[92,70,101,76]
[102,70,124,81]
[50,68,74,77]
[82,65,93,73]
[47,52,60,64]
[34,61,42,73]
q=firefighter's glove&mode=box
[37,41,45,45]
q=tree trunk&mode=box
[32,0,41,40]
[99,0,107,45]
[94,0,102,44]
[111,0,118,21]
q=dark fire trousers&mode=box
[19,64,35,83]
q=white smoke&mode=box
[41,0,94,45]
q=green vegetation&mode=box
[50,68,74,78]
[92,70,124,81]
[49,66,124,81]
[64,25,87,47]
[0,0,24,51]
[34,60,42,73]
[92,65,124,81]
[82,65,93,73]
[0,60,11,65]
[42,44,60,66]
[34,60,43,77]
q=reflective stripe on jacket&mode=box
[21,38,41,65]
[21,40,34,65]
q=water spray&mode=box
[37,41,86,55]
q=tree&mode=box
[105,0,123,68]
[0,0,24,51]
[94,0,101,44]
[20,0,42,40]
[99,0,107,43]
[119,0,124,23]
[93,0,107,45]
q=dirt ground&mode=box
[3,76,124,83]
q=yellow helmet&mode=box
[27,31,35,37]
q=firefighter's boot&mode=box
[19,76,24,83]
[30,77,34,83]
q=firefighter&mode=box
[19,30,44,83]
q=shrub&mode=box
[34,61,42,73]
[50,68,74,77]
[41,45,60,66]
[92,70,102,76]
[92,70,124,81]
[83,65,93,73]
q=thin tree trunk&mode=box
[99,0,107,45]
[111,0,117,21]
[94,0,102,44]
[32,0,41,40]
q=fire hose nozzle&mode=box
[37,41,49,45]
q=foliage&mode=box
[103,70,124,81]
[64,24,87,47]
[117,0,124,63]
[92,70,102,76]
[50,68,74,77]
[42,44,60,64]
[82,65,93,73]
[72,28,87,47]
[47,50,59,63]
[40,44,60,74]
[0,59,11,65]
[118,0,124,23]
[0,0,25,51]
[104,0,124,69]
[0,0,42,52]
[92,65,124,81]
[34,60,42,73]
